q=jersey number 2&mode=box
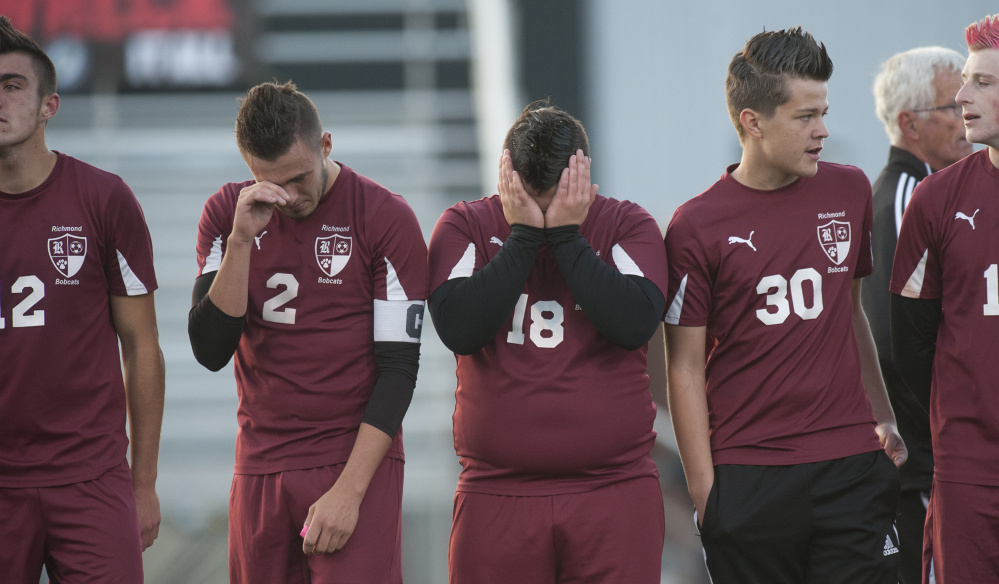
[262,273,298,324]
[506,294,564,348]
[0,276,45,329]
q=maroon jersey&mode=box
[664,163,882,466]
[889,149,999,487]
[0,153,158,487]
[427,195,668,496]
[195,164,427,475]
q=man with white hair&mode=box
[863,45,971,584]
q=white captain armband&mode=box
[374,299,426,343]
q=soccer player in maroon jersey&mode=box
[890,14,999,584]
[188,81,427,584]
[867,46,970,584]
[664,28,906,583]
[428,101,669,584]
[0,16,165,584]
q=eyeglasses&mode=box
[911,103,962,118]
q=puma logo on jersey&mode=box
[490,236,504,246]
[955,209,979,229]
[254,231,268,249]
[728,231,756,251]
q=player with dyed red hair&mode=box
[890,13,999,584]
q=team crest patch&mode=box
[817,220,850,265]
[315,234,352,276]
[48,234,87,277]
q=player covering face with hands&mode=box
[428,101,670,584]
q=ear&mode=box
[740,108,763,139]
[320,131,333,158]
[897,111,920,141]
[39,93,59,122]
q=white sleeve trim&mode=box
[664,274,688,325]
[373,299,425,343]
[384,258,409,301]
[611,243,644,277]
[901,249,929,298]
[448,242,476,279]
[202,235,223,275]
[116,250,149,295]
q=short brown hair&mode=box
[726,27,833,139]
[502,100,589,194]
[235,81,323,161]
[0,16,57,98]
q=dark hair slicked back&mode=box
[726,27,833,138]
[502,99,589,194]
[235,80,323,161]
[0,15,57,97]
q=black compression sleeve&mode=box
[361,342,420,438]
[428,224,544,355]
[546,225,666,350]
[890,293,941,415]
[188,271,245,371]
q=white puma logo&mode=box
[490,236,504,246]
[955,209,979,230]
[728,231,756,251]
[254,231,268,249]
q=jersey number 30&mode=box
[755,268,823,326]
[507,294,564,348]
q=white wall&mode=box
[585,0,995,226]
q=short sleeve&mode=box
[428,205,480,292]
[608,204,668,297]
[663,209,712,326]
[195,185,238,278]
[103,179,158,296]
[368,194,429,303]
[889,181,942,299]
[855,180,874,279]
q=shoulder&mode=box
[816,162,869,187]
[56,153,132,199]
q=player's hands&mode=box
[133,484,161,550]
[875,422,908,467]
[544,150,598,228]
[301,480,363,556]
[497,149,544,228]
[232,181,292,245]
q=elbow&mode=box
[190,342,232,372]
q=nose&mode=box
[956,81,972,105]
[815,117,829,139]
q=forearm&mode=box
[429,224,542,354]
[335,423,394,501]
[123,334,166,488]
[854,304,896,425]
[188,271,245,371]
[547,225,665,349]
[207,236,253,317]
[664,325,714,501]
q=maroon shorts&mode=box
[449,477,664,584]
[923,479,999,584]
[229,457,403,584]
[0,461,143,584]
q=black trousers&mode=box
[697,450,901,584]
[895,488,928,584]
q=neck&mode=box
[990,146,999,171]
[0,137,57,194]
[324,159,341,194]
[731,148,797,191]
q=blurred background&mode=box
[6,0,993,582]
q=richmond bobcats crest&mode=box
[817,220,850,265]
[48,234,87,277]
[316,234,352,276]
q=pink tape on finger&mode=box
[300,525,309,538]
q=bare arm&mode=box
[110,292,165,550]
[301,423,393,555]
[852,279,907,467]
[664,323,714,524]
